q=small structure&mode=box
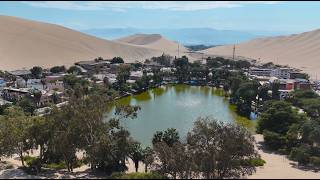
[295,78,311,90]
[279,79,295,91]
[130,71,143,80]
[8,69,31,77]
[279,90,293,100]
[1,87,30,102]
[26,79,43,90]
[0,78,6,90]
[249,68,273,77]
[75,59,110,72]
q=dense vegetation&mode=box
[151,117,260,179]
[257,92,320,167]
[1,54,319,178]
[0,65,261,178]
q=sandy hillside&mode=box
[0,15,165,71]
[115,34,190,58]
[202,29,320,77]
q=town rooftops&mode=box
[0,98,12,105]
[9,70,31,76]
[75,60,110,66]
[3,87,30,93]
[295,78,309,83]
[75,65,88,73]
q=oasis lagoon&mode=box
[110,84,254,146]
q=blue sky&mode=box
[0,1,320,34]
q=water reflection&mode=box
[109,85,253,146]
[133,91,152,102]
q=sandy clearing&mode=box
[248,134,320,179]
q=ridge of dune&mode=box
[115,33,189,57]
[0,15,165,71]
[202,29,320,77]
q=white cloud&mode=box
[22,1,281,11]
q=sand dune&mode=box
[115,34,190,58]
[202,29,320,77]
[0,15,165,71]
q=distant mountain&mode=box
[82,28,274,45]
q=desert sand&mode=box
[248,134,320,179]
[0,15,164,71]
[0,149,142,179]
[116,33,189,57]
[202,29,320,78]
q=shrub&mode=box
[310,156,320,167]
[23,156,42,175]
[44,161,67,170]
[289,146,311,165]
[242,157,266,167]
[5,164,14,169]
[43,159,83,170]
[249,158,266,167]
[263,130,286,150]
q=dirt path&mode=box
[248,134,320,179]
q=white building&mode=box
[26,79,43,90]
[130,71,143,80]
[271,68,293,79]
[249,68,273,77]
[279,90,294,100]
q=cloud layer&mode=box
[23,1,281,11]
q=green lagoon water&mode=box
[110,84,254,146]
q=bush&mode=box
[5,164,14,169]
[310,156,320,167]
[242,157,266,167]
[263,130,286,150]
[249,158,266,167]
[289,146,311,165]
[44,161,66,170]
[23,156,37,165]
[23,156,42,175]
[43,159,83,170]
[111,172,166,179]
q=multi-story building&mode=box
[294,78,311,90]
[249,68,273,77]
[279,79,295,91]
[271,68,293,79]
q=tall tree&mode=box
[0,107,32,166]
[129,141,144,172]
[187,117,258,179]
[30,66,43,79]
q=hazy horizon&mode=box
[1,1,319,34]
